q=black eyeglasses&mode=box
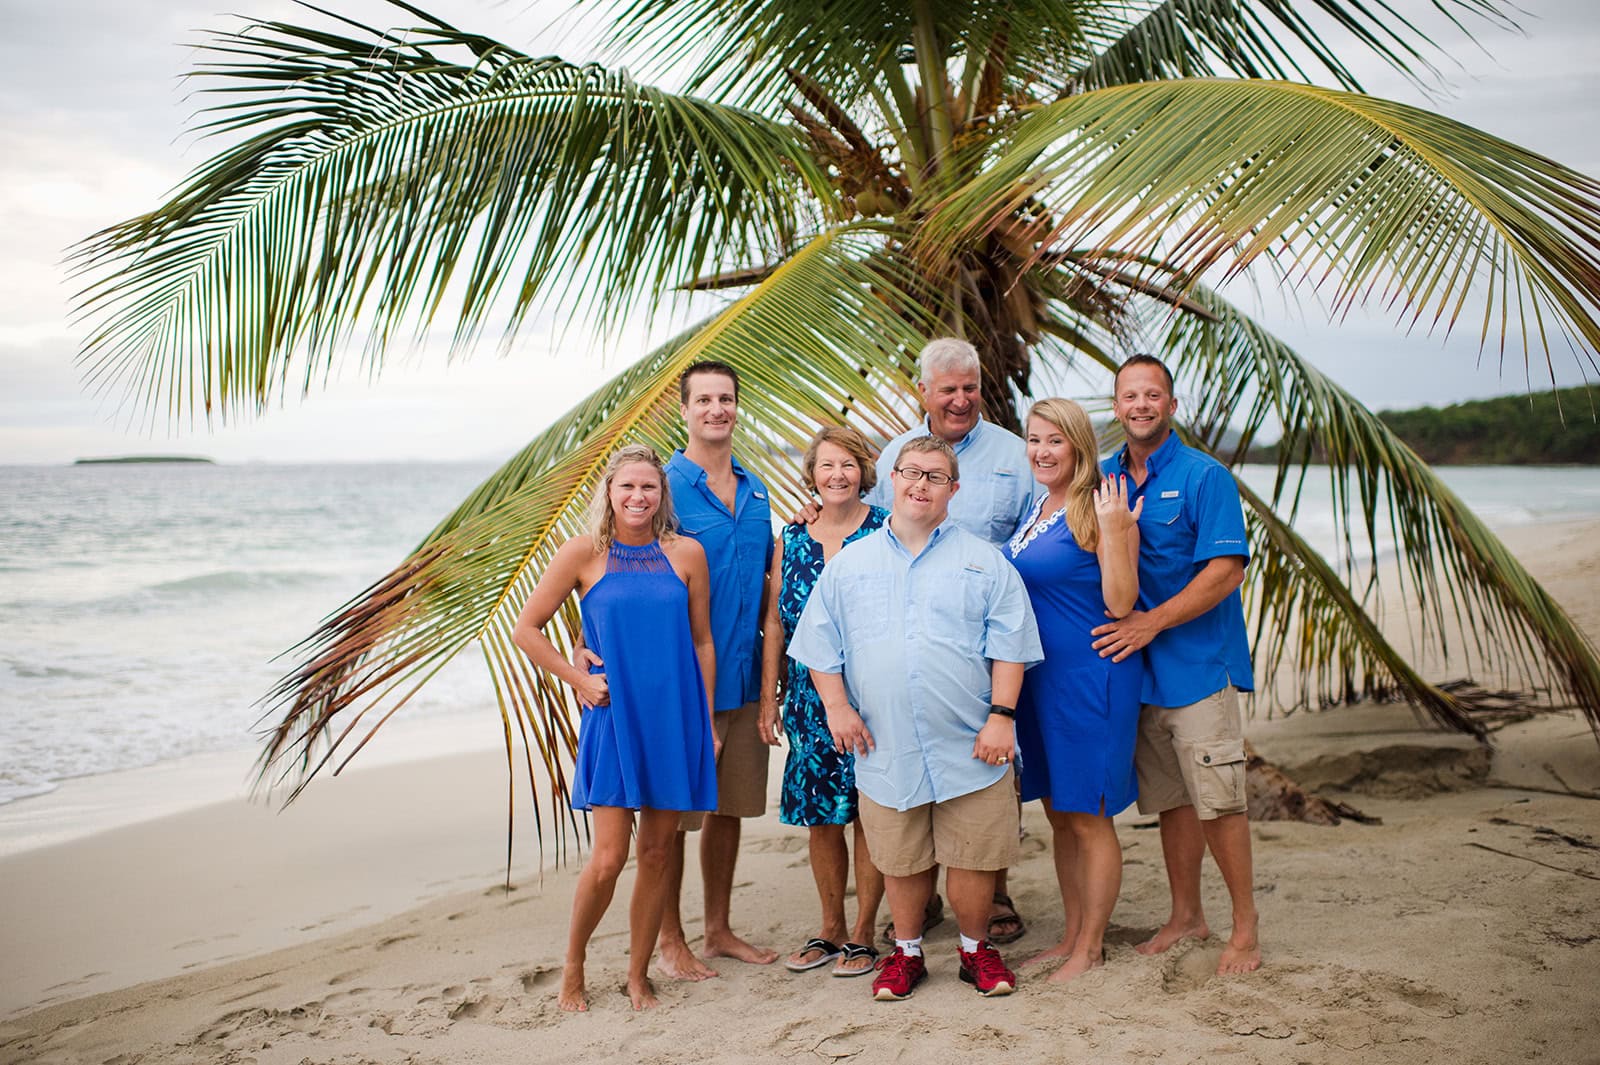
[894,465,953,486]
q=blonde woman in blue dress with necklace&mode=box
[513,444,719,1012]
[1007,399,1143,984]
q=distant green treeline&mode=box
[1248,387,1599,466]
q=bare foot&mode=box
[1216,914,1261,974]
[627,975,660,1010]
[1134,917,1210,956]
[657,937,718,981]
[703,929,779,965]
[558,965,588,1012]
[1020,938,1073,969]
[1047,947,1105,984]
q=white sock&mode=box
[896,937,924,958]
[960,933,982,953]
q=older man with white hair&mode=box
[866,337,1037,947]
[868,338,1035,546]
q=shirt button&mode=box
[1202,754,1212,764]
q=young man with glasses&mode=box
[788,436,1043,1000]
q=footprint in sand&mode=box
[520,967,558,992]
[1158,942,1217,994]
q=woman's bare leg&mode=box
[626,808,679,1009]
[561,806,634,1011]
[836,820,885,973]
[1024,801,1080,967]
[788,825,848,968]
[1050,808,1122,983]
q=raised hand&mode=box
[1093,474,1143,533]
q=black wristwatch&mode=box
[988,704,1016,719]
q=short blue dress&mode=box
[570,539,718,812]
[776,506,888,826]
[1008,499,1142,815]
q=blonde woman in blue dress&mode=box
[513,445,719,1012]
[1007,399,1143,984]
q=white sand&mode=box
[3,521,1599,1065]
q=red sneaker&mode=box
[959,940,1017,996]
[871,947,927,1001]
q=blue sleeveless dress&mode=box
[1008,499,1142,815]
[570,540,718,812]
[775,506,888,826]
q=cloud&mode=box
[3,0,1595,466]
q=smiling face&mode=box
[891,446,959,526]
[1112,362,1178,448]
[810,440,863,506]
[680,370,739,447]
[918,366,982,444]
[608,461,664,538]
[1026,414,1077,494]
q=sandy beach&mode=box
[3,521,1599,1065]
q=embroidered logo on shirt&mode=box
[963,563,987,575]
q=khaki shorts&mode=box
[857,768,1020,877]
[680,701,769,829]
[1134,687,1248,820]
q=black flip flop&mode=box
[832,942,880,977]
[784,937,843,972]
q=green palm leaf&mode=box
[932,79,1600,372]
[69,9,833,424]
[1164,286,1600,735]
[1233,472,1484,732]
[256,229,934,859]
[1073,0,1517,93]
[600,0,1099,109]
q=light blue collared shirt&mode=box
[868,418,1037,545]
[787,520,1043,810]
[1103,432,1253,707]
[666,450,772,710]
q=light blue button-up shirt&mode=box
[666,450,772,711]
[787,520,1043,810]
[868,418,1037,545]
[1103,432,1253,707]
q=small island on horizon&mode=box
[73,455,216,466]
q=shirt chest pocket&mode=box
[984,471,1025,539]
[953,572,979,623]
[1140,497,1183,527]
[842,573,893,641]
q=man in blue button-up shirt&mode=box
[1092,354,1262,976]
[658,361,778,977]
[790,436,1043,999]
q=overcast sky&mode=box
[1,0,1596,465]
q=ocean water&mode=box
[0,462,498,806]
[2,460,1598,808]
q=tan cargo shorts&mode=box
[680,701,769,829]
[1134,687,1248,820]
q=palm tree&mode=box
[71,0,1600,853]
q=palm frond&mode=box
[1166,286,1600,734]
[68,8,831,424]
[932,79,1600,379]
[254,229,935,857]
[1073,0,1518,94]
[598,0,1101,110]
[1232,470,1484,734]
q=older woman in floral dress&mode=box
[759,426,888,977]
